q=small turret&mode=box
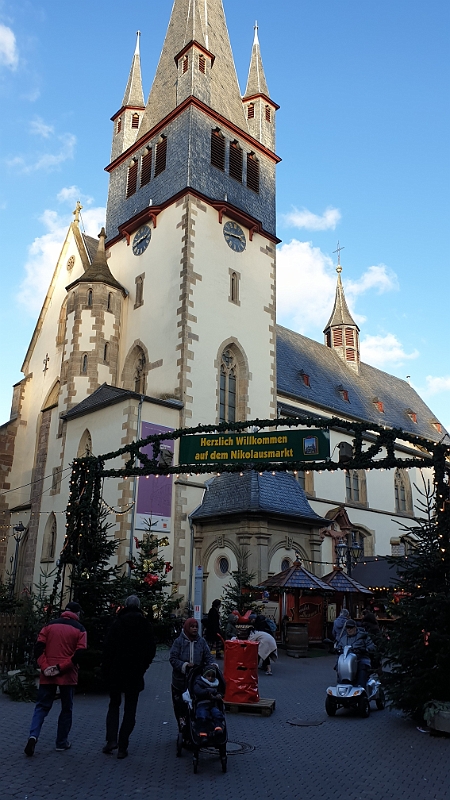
[243,23,278,152]
[110,32,145,162]
[324,245,360,373]
[174,0,214,108]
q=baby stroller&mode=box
[176,664,228,773]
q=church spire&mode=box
[110,32,145,163]
[242,22,278,152]
[324,245,360,372]
[122,31,145,108]
[244,22,269,98]
[137,0,248,138]
[66,229,126,295]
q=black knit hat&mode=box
[65,601,82,614]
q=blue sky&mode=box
[0,0,449,428]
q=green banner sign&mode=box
[178,429,330,466]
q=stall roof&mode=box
[259,561,334,593]
[322,567,373,595]
[351,556,402,590]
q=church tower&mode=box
[110,32,145,163]
[323,255,360,373]
[242,23,279,154]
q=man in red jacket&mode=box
[24,601,87,756]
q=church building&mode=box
[0,0,444,612]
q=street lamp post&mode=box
[335,534,363,578]
[10,521,26,597]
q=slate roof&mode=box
[138,0,248,138]
[62,383,183,421]
[259,561,334,592]
[324,272,359,331]
[244,26,270,98]
[190,470,329,524]
[122,33,145,108]
[322,568,373,595]
[276,324,446,442]
[82,233,98,264]
[351,556,402,590]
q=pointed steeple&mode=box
[110,33,146,162]
[138,0,247,138]
[66,229,126,295]
[122,31,145,107]
[242,23,278,152]
[324,248,360,372]
[244,22,269,98]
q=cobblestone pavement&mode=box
[0,649,449,800]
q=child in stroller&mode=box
[192,666,225,738]
[179,664,228,773]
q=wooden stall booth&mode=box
[321,567,373,638]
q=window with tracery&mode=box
[41,513,57,562]
[394,468,412,513]
[77,429,92,457]
[134,352,146,394]
[219,349,237,423]
[346,470,367,505]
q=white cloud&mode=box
[57,186,93,208]
[283,206,341,231]
[30,117,54,138]
[0,24,18,70]
[7,132,76,173]
[16,203,106,315]
[346,265,399,298]
[277,239,337,334]
[422,376,450,396]
[359,333,419,368]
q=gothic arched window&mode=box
[87,289,93,307]
[220,349,237,423]
[56,298,67,346]
[345,470,367,505]
[134,351,146,394]
[394,468,413,513]
[77,429,92,457]
[81,354,88,374]
[41,513,57,562]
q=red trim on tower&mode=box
[242,93,280,111]
[111,105,146,122]
[105,96,281,173]
[174,40,216,67]
[106,189,281,249]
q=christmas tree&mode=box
[220,550,261,623]
[383,476,450,721]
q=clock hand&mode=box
[227,232,244,240]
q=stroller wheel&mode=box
[221,757,227,773]
[193,756,198,774]
[176,732,183,757]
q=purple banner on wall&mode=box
[135,422,174,533]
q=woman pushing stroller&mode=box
[169,618,216,727]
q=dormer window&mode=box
[198,54,206,74]
[265,105,271,122]
[247,103,255,120]
[131,113,140,129]
[432,420,442,433]
[337,385,349,402]
[183,55,189,74]
[373,398,384,413]
[406,409,417,424]
[299,370,310,387]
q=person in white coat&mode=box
[248,629,278,675]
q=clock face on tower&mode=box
[132,225,152,256]
[223,221,246,253]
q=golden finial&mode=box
[72,201,83,225]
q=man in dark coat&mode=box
[102,595,156,759]
[204,599,222,657]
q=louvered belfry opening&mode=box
[247,152,260,193]
[126,159,138,198]
[140,148,152,187]
[131,113,140,129]
[198,54,206,74]
[265,105,271,122]
[333,328,343,347]
[183,55,189,74]
[247,103,255,119]
[229,140,243,182]
[211,128,225,171]
[154,136,167,177]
